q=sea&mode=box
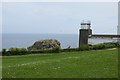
[1,34,118,51]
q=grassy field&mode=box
[2,49,118,78]
[0,56,2,79]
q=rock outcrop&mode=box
[27,39,61,51]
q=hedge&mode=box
[2,42,120,56]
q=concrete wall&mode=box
[79,29,89,47]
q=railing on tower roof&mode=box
[81,20,91,25]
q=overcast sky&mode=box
[2,2,118,34]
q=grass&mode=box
[0,56,2,79]
[2,49,118,78]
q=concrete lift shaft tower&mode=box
[79,20,92,48]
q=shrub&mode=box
[8,48,28,55]
[52,45,61,52]
[79,45,90,51]
[2,49,7,56]
[27,39,61,51]
[62,48,79,52]
[103,42,116,48]
[92,44,105,50]
[90,42,119,50]
[113,42,120,48]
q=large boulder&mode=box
[27,39,61,51]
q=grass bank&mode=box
[2,49,118,78]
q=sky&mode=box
[118,2,120,35]
[2,2,118,34]
[1,0,119,2]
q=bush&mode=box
[62,48,79,52]
[90,42,119,50]
[52,45,61,52]
[113,42,120,48]
[92,44,105,50]
[3,42,119,56]
[2,49,7,56]
[79,45,90,51]
[8,48,28,55]
[103,42,116,48]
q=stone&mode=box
[27,39,61,51]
